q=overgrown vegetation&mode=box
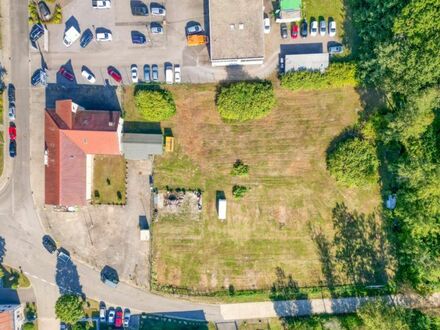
[55,294,85,325]
[134,88,176,121]
[231,160,249,176]
[280,63,357,91]
[47,4,62,24]
[232,185,249,199]
[216,81,276,122]
[327,136,379,187]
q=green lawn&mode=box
[1,265,31,288]
[302,0,344,33]
[137,83,385,296]
[92,156,126,205]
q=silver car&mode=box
[150,22,164,34]
[150,4,166,16]
[152,64,159,81]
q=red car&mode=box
[8,123,16,140]
[107,66,122,83]
[58,66,74,81]
[114,309,123,328]
[291,23,299,39]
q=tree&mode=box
[134,89,176,121]
[216,81,276,121]
[327,137,379,187]
[231,160,249,176]
[55,294,84,325]
[232,185,249,199]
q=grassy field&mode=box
[302,0,344,27]
[92,155,126,204]
[122,83,383,295]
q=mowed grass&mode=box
[124,84,380,293]
[92,155,126,204]
[302,0,344,33]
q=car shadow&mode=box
[55,248,83,295]
[56,59,78,86]
[280,43,323,57]
[64,16,81,33]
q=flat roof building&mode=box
[209,0,264,66]
[122,133,163,160]
[284,53,330,73]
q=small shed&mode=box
[284,53,330,73]
[122,133,163,160]
[276,0,302,23]
[217,198,227,220]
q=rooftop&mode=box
[209,0,264,61]
[285,53,330,73]
[122,133,163,160]
[0,309,13,330]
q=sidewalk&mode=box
[219,293,440,320]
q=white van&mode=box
[96,32,112,41]
[63,26,80,47]
[165,64,173,84]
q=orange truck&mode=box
[187,34,209,46]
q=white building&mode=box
[0,304,25,330]
[284,53,330,73]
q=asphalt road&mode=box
[0,1,222,328]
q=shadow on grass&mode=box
[123,121,161,134]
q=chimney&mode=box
[55,100,74,129]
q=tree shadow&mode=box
[0,236,5,263]
[55,249,83,296]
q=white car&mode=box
[8,102,15,121]
[186,24,202,34]
[150,22,164,34]
[263,17,270,34]
[174,65,181,83]
[328,21,336,37]
[319,20,326,36]
[92,0,111,9]
[310,20,318,36]
[107,308,115,324]
[151,5,166,16]
[165,65,173,84]
[81,67,96,83]
[96,32,112,41]
[131,64,138,83]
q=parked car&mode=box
[150,4,166,16]
[99,302,106,323]
[123,309,131,327]
[328,44,344,55]
[58,66,74,81]
[80,29,94,48]
[38,1,51,20]
[328,20,337,37]
[57,248,71,262]
[152,64,159,81]
[92,0,111,9]
[107,66,122,83]
[29,23,44,42]
[279,56,285,73]
[280,23,288,39]
[165,64,173,84]
[131,31,147,44]
[96,31,112,41]
[150,22,164,34]
[131,64,138,83]
[291,23,298,39]
[300,20,308,38]
[8,123,16,141]
[31,68,47,86]
[9,140,16,158]
[81,67,96,83]
[107,307,115,324]
[114,308,123,328]
[174,65,181,83]
[186,23,203,35]
[132,2,148,16]
[8,102,16,121]
[263,17,270,34]
[42,235,57,254]
[310,20,318,36]
[8,84,15,102]
[63,26,80,47]
[143,64,150,82]
[319,20,326,36]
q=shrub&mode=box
[231,160,249,176]
[23,323,36,330]
[216,81,276,121]
[47,4,63,24]
[134,89,176,121]
[232,185,249,199]
[28,3,39,24]
[280,62,358,91]
[327,137,379,187]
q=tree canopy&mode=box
[55,294,84,325]
[134,89,176,121]
[216,81,276,121]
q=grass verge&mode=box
[1,264,31,288]
[92,155,126,205]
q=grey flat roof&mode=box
[209,0,264,61]
[122,133,163,159]
[285,53,329,73]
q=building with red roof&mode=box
[0,305,24,330]
[45,100,123,206]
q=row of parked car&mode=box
[280,18,337,39]
[7,84,16,158]
[100,302,130,328]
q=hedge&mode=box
[134,89,176,121]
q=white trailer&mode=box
[63,26,80,47]
[217,198,227,220]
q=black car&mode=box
[280,23,288,39]
[80,29,93,48]
[29,23,44,42]
[7,84,15,102]
[131,2,148,16]
[131,31,147,44]
[300,20,308,38]
[42,235,57,254]
[9,140,16,158]
[101,266,119,288]
[38,1,51,20]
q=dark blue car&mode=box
[131,31,147,44]
[9,140,16,158]
[30,23,44,42]
[80,29,93,48]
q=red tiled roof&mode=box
[45,100,121,206]
[0,310,13,330]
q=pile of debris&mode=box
[158,189,202,214]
